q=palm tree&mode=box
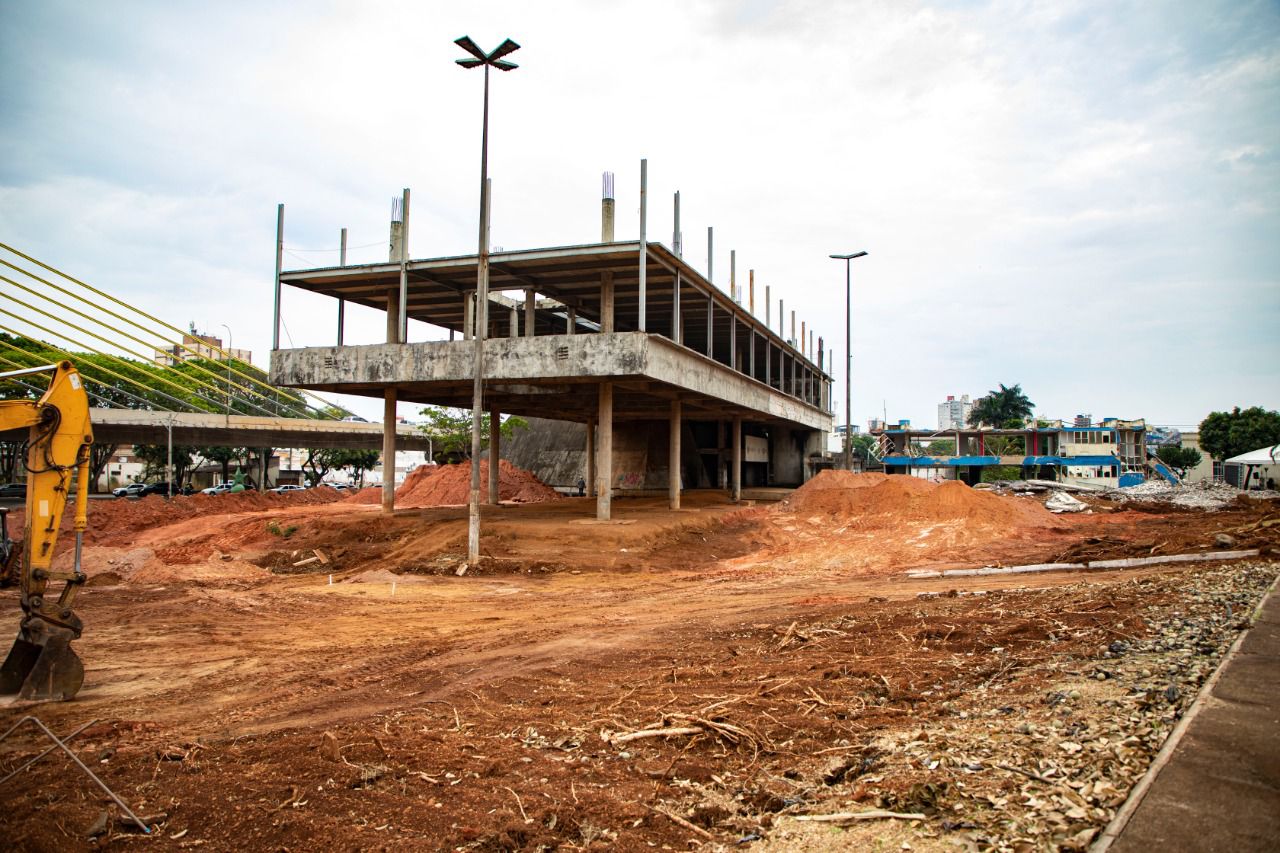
[967,384,1035,428]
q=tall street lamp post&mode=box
[829,251,868,471]
[455,35,520,565]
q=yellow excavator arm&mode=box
[0,361,93,701]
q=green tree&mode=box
[133,443,200,486]
[338,449,380,486]
[850,433,876,459]
[1198,407,1280,461]
[923,439,956,456]
[198,446,248,483]
[417,407,529,461]
[968,384,1035,429]
[1155,445,1203,478]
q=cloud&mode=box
[1,0,1277,425]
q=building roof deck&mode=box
[280,240,831,381]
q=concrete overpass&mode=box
[2,408,433,452]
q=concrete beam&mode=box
[272,334,829,432]
[36,409,433,452]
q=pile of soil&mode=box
[24,488,348,546]
[783,470,1052,529]
[347,461,560,508]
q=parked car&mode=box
[138,482,175,498]
[201,482,235,496]
[0,482,26,500]
[270,484,306,494]
[112,482,147,498]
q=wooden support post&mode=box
[669,399,681,510]
[596,384,613,520]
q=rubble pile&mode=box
[759,561,1279,850]
[1113,479,1278,510]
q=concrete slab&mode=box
[1104,578,1280,853]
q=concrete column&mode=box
[672,272,681,344]
[729,316,736,371]
[749,330,756,379]
[488,408,500,504]
[596,383,613,520]
[259,447,268,493]
[509,306,518,338]
[381,389,396,513]
[600,272,614,333]
[463,291,473,341]
[567,306,576,334]
[731,417,742,503]
[668,399,681,510]
[524,289,536,337]
[586,416,596,497]
[765,341,772,387]
[706,297,713,358]
[385,288,401,344]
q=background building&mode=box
[937,395,972,431]
[154,332,252,366]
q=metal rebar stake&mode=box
[0,716,151,833]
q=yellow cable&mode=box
[0,258,297,408]
[0,327,212,413]
[0,243,349,417]
[0,273,292,415]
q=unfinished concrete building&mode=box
[269,171,834,518]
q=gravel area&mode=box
[755,561,1279,851]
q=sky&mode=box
[1,0,1277,428]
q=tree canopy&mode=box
[417,407,529,462]
[1155,445,1203,477]
[1198,407,1280,461]
[967,384,1035,429]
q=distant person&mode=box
[576,477,586,497]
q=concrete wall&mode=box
[504,417,722,492]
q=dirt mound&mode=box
[347,461,561,508]
[784,472,1052,529]
[27,488,349,547]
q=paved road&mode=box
[1107,578,1280,852]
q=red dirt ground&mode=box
[0,473,1277,850]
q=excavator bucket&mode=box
[0,623,84,702]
